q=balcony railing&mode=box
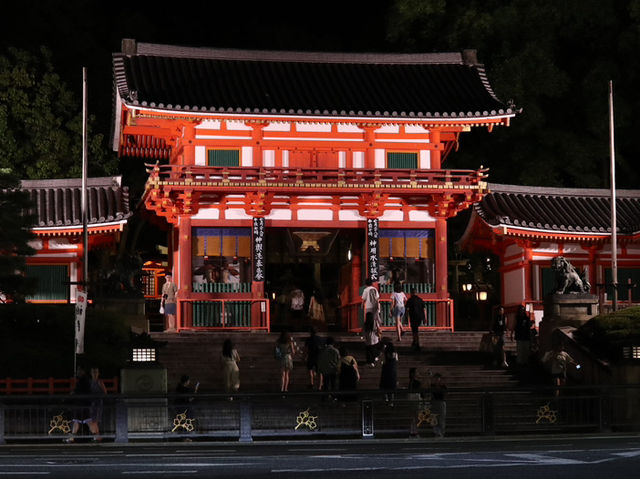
[178,298,270,331]
[146,164,488,194]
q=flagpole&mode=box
[75,67,89,376]
[609,80,618,311]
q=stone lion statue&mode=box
[551,256,591,294]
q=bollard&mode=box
[114,397,129,443]
[0,400,5,445]
[362,400,374,438]
[239,400,253,443]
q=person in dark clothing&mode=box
[491,305,508,368]
[379,342,398,406]
[338,346,360,402]
[64,367,93,443]
[408,367,424,436]
[316,336,340,392]
[511,304,533,366]
[174,374,198,417]
[405,288,426,351]
[304,327,324,390]
[430,373,447,437]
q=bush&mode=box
[0,304,131,378]
[575,306,640,361]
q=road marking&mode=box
[122,471,198,475]
[612,450,640,458]
[0,473,50,476]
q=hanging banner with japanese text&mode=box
[252,217,265,282]
[75,291,87,354]
[367,218,379,282]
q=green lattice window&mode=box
[25,264,68,301]
[387,152,418,169]
[208,149,240,166]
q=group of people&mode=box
[490,304,537,368]
[362,278,427,351]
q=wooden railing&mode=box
[0,377,119,395]
[146,164,488,193]
[178,298,270,331]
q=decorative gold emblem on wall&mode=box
[417,406,438,427]
[48,414,71,435]
[536,403,558,424]
[172,410,196,432]
[295,408,318,430]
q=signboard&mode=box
[252,217,265,282]
[75,291,87,354]
[367,218,379,282]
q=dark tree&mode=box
[387,0,640,188]
[0,46,118,180]
[0,171,37,302]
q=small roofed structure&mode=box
[459,183,640,323]
[20,176,132,303]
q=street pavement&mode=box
[0,434,639,478]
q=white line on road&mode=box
[122,471,198,475]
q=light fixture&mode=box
[476,291,488,301]
[347,249,352,261]
[462,283,473,292]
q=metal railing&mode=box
[178,298,270,331]
[343,297,454,332]
[2,385,639,443]
[0,377,119,395]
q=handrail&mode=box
[0,377,119,395]
[145,164,488,192]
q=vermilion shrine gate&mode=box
[111,40,516,332]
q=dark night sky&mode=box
[2,0,393,136]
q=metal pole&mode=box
[609,80,618,311]
[82,67,88,290]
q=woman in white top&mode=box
[390,283,407,341]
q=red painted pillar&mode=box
[182,123,196,165]
[435,216,449,327]
[177,215,192,329]
[523,245,533,305]
[430,128,442,169]
[363,126,376,170]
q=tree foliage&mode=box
[387,0,640,188]
[0,171,36,302]
[0,46,117,179]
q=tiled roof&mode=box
[112,40,514,120]
[476,184,640,235]
[20,177,131,229]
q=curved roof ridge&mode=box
[487,182,640,198]
[130,40,468,65]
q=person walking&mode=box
[361,277,380,321]
[317,337,340,393]
[337,346,360,402]
[543,343,578,397]
[308,290,325,328]
[491,305,508,368]
[64,367,92,443]
[405,288,426,351]
[304,327,324,390]
[512,304,533,366]
[161,273,178,332]
[379,342,398,406]
[88,367,107,442]
[363,311,382,366]
[221,338,240,393]
[390,283,407,341]
[430,373,447,438]
[276,330,297,392]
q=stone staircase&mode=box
[151,330,519,393]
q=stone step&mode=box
[150,331,518,394]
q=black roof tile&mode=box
[113,41,514,120]
[476,184,640,235]
[19,177,131,229]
